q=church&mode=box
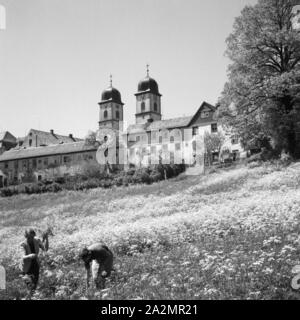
[0,69,243,187]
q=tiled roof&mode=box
[0,141,96,162]
[126,116,192,134]
[27,129,83,145]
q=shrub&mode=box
[132,168,151,184]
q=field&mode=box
[1,162,300,300]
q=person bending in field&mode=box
[80,244,113,289]
[20,228,51,292]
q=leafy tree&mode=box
[84,131,100,148]
[219,0,300,157]
[204,132,225,166]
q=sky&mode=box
[0,0,258,139]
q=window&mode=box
[175,143,181,151]
[44,158,48,166]
[154,103,158,112]
[212,152,219,162]
[170,136,175,143]
[130,148,135,156]
[201,111,210,119]
[29,139,32,147]
[232,150,240,161]
[38,159,42,164]
[38,175,42,181]
[141,102,145,112]
[159,136,163,144]
[104,110,108,119]
[116,111,120,119]
[63,156,71,163]
[4,162,8,169]
[14,161,18,169]
[211,123,218,133]
[136,136,140,142]
[32,159,37,169]
[192,127,199,136]
[231,135,239,145]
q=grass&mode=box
[1,161,300,300]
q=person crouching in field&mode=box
[20,228,50,293]
[80,244,113,290]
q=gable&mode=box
[0,131,17,144]
[188,102,217,127]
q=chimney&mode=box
[69,134,73,139]
[50,129,54,135]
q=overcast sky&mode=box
[0,0,258,138]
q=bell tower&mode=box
[135,65,162,124]
[98,75,124,132]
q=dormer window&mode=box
[141,102,145,112]
[104,110,108,119]
[116,110,120,119]
[154,103,158,112]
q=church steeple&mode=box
[134,65,162,124]
[98,75,124,131]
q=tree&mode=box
[219,0,300,157]
[204,131,225,166]
[84,131,100,148]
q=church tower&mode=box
[98,76,124,131]
[135,65,162,124]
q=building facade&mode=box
[0,71,244,187]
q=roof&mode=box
[0,141,96,162]
[126,116,193,134]
[0,131,17,143]
[0,132,5,141]
[100,86,124,105]
[23,129,82,146]
[136,76,161,96]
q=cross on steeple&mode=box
[146,64,149,77]
[110,74,112,87]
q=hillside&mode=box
[1,162,300,300]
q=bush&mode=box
[132,168,151,184]
[0,164,186,197]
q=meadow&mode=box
[1,161,300,300]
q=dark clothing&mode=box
[85,244,114,289]
[21,238,44,292]
[28,241,36,255]
[26,259,40,290]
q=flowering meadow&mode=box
[1,162,300,300]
